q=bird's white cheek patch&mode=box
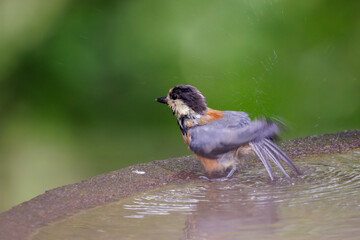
[169,99,192,116]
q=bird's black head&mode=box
[156,85,207,117]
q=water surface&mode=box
[32,150,360,240]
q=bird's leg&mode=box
[198,168,237,182]
[226,167,237,178]
[211,167,237,181]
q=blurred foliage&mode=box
[0,0,359,212]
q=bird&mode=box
[156,84,301,180]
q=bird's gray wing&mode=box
[189,114,279,159]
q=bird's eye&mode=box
[172,94,179,100]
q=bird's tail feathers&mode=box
[249,139,301,180]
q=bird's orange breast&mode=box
[182,109,226,174]
[196,154,224,174]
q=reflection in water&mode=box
[32,150,360,240]
[183,183,279,240]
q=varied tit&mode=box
[156,85,301,180]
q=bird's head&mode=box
[156,85,207,118]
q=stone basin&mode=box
[0,130,359,240]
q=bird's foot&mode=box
[198,175,230,182]
[210,177,230,182]
[198,168,237,182]
[199,175,210,181]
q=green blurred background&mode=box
[0,0,359,212]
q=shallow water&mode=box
[32,150,360,240]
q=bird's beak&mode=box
[156,97,168,104]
